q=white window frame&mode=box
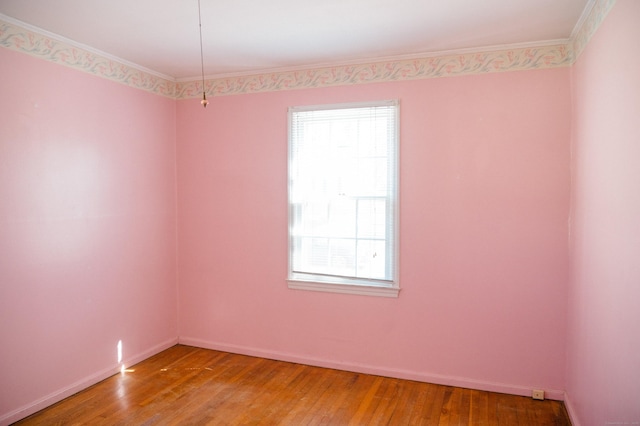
[287,100,400,298]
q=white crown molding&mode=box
[176,38,572,83]
[570,0,597,40]
[175,42,573,99]
[0,13,175,82]
[571,0,616,60]
[0,0,618,99]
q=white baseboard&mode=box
[563,392,581,426]
[178,337,566,401]
[0,337,178,426]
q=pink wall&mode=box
[9,16,617,423]
[176,68,571,398]
[567,1,640,424]
[0,49,178,423]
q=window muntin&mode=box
[288,100,399,295]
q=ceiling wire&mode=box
[198,0,209,107]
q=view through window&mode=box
[288,100,399,296]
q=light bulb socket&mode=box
[201,92,209,108]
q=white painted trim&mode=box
[287,279,400,298]
[563,392,582,426]
[178,337,565,401]
[570,0,597,40]
[0,337,178,426]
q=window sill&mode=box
[287,279,400,298]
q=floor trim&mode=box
[178,337,566,401]
[1,338,178,426]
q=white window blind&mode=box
[288,100,399,294]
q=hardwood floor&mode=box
[15,345,571,425]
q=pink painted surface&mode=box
[567,1,640,424]
[177,68,571,396]
[0,48,178,423]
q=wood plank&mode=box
[14,345,572,425]
[469,388,490,426]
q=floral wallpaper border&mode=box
[176,44,572,99]
[0,0,616,99]
[572,0,616,59]
[0,19,176,98]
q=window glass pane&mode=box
[328,238,356,277]
[355,158,388,197]
[289,100,398,287]
[328,199,356,238]
[356,239,387,278]
[357,199,386,239]
[292,237,328,274]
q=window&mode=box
[288,100,399,297]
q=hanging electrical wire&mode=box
[198,0,209,107]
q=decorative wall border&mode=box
[1,0,617,100]
[572,0,616,59]
[175,44,572,99]
[0,17,176,98]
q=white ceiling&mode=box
[0,0,592,81]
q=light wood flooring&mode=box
[14,345,571,425]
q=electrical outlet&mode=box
[532,390,545,400]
